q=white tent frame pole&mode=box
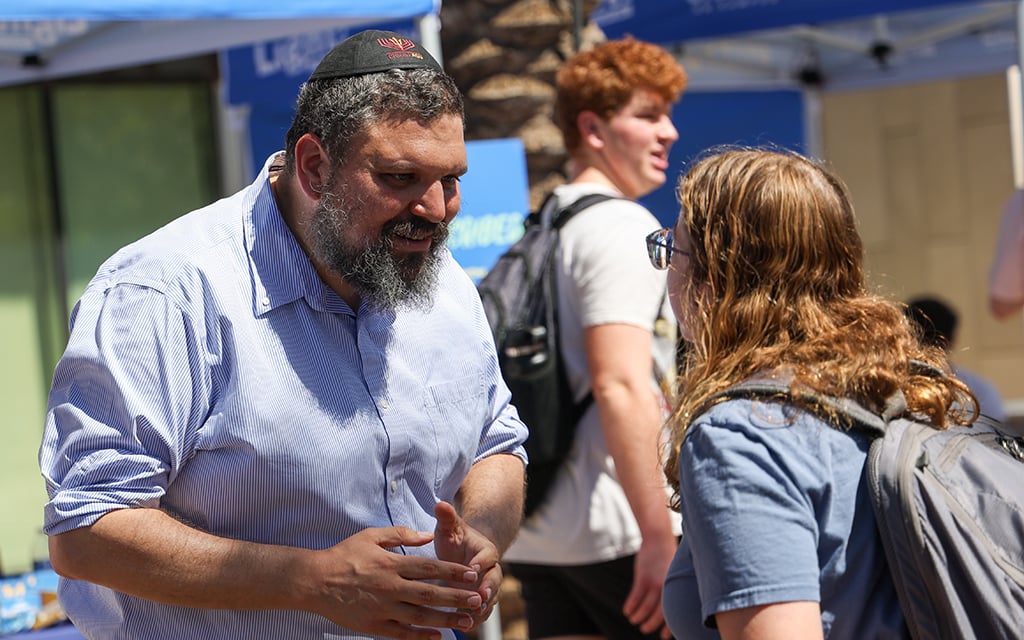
[894,3,1014,52]
[803,87,824,160]
[1012,0,1024,189]
[1009,65,1022,188]
[416,11,443,67]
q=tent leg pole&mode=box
[477,602,502,640]
[1015,0,1024,188]
[417,12,443,67]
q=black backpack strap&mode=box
[526,191,625,229]
[525,192,560,228]
[552,193,622,229]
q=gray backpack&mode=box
[714,377,1024,640]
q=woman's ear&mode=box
[293,133,330,200]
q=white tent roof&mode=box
[0,0,439,87]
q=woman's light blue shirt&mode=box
[663,396,907,640]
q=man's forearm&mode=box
[51,506,488,637]
[455,453,526,554]
[49,507,311,611]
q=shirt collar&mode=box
[244,153,352,317]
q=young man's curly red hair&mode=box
[555,38,687,153]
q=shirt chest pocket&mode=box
[424,371,487,497]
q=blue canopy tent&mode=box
[593,0,1017,92]
[0,0,441,87]
[594,0,1012,44]
[588,0,1020,224]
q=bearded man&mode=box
[39,30,526,640]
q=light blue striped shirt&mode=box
[39,154,528,640]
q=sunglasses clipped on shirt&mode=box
[645,228,689,270]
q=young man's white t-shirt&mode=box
[503,183,681,566]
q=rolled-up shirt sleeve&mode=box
[41,281,209,535]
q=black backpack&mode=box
[712,376,1024,640]
[478,192,620,517]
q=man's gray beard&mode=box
[312,189,447,311]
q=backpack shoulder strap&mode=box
[525,191,561,228]
[711,378,890,438]
[525,192,626,229]
[552,193,623,229]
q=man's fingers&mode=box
[476,562,501,607]
[634,591,659,621]
[622,584,643,618]
[624,585,662,630]
[388,601,476,633]
[393,553,479,586]
[372,526,434,550]
[393,571,484,610]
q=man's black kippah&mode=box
[309,29,442,81]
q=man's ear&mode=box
[577,110,606,150]
[293,133,330,200]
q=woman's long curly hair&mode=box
[663,147,977,508]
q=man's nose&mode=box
[411,180,449,223]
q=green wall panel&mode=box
[0,81,217,574]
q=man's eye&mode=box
[441,175,461,187]
[388,173,416,183]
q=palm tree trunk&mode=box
[440,0,604,209]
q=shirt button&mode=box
[260,296,270,307]
[391,480,398,492]
[379,399,389,409]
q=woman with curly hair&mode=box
[649,148,976,639]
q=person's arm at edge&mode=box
[988,190,1024,320]
[989,295,1024,320]
[585,322,677,638]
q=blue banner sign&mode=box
[449,138,530,283]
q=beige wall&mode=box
[822,73,1024,411]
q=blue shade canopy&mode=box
[0,0,438,86]
[593,0,1010,44]
[592,0,1018,92]
[0,0,436,21]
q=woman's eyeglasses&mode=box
[645,228,689,270]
